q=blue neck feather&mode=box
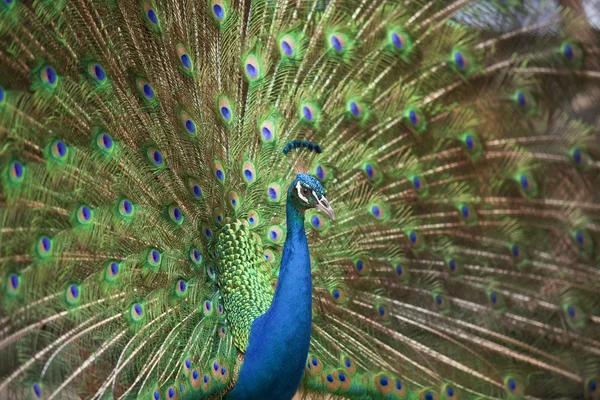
[226,184,313,399]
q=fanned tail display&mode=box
[1,0,600,399]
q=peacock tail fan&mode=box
[0,0,599,399]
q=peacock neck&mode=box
[269,199,312,318]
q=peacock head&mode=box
[289,174,335,220]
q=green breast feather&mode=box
[216,220,275,352]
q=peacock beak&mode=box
[315,196,335,221]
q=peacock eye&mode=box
[302,187,310,196]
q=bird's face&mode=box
[290,174,335,220]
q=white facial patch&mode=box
[296,181,309,203]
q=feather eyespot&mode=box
[259,119,276,143]
[279,35,296,57]
[329,33,346,53]
[118,199,134,217]
[8,161,24,183]
[168,205,184,224]
[213,207,224,224]
[147,249,162,269]
[336,370,351,390]
[143,2,159,28]
[228,191,241,209]
[31,383,42,399]
[585,377,598,396]
[242,161,257,184]
[389,31,409,52]
[264,249,275,262]
[176,44,193,72]
[147,148,164,167]
[49,140,68,161]
[36,235,53,258]
[376,303,390,321]
[504,377,523,396]
[465,135,475,150]
[190,369,201,389]
[267,183,282,202]
[40,65,58,88]
[487,291,502,308]
[183,357,192,375]
[562,303,586,328]
[353,259,368,275]
[267,225,284,244]
[447,259,460,275]
[368,202,387,221]
[201,374,211,390]
[310,214,325,230]
[314,164,329,182]
[374,373,394,395]
[571,229,593,253]
[213,160,225,182]
[362,162,381,183]
[180,111,196,136]
[218,96,233,123]
[65,284,81,306]
[137,79,155,100]
[6,273,20,295]
[130,303,144,321]
[210,0,227,22]
[2,0,15,10]
[203,300,213,316]
[341,355,354,374]
[347,100,365,119]
[433,293,449,313]
[512,89,536,114]
[246,210,260,228]
[442,383,458,399]
[210,360,221,379]
[299,103,319,123]
[76,205,93,225]
[95,133,114,153]
[244,54,262,81]
[420,389,439,400]
[453,51,470,70]
[393,379,406,396]
[330,288,345,304]
[509,243,526,264]
[190,248,202,265]
[458,204,477,225]
[165,386,177,400]
[404,107,427,132]
[88,63,106,84]
[187,180,202,200]
[324,372,340,391]
[571,148,584,166]
[561,41,582,65]
[105,261,120,283]
[306,354,322,376]
[407,231,424,248]
[175,280,188,297]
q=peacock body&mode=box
[1,0,600,399]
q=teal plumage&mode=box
[1,0,600,399]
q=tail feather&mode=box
[1,0,600,399]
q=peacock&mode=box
[1,0,600,398]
